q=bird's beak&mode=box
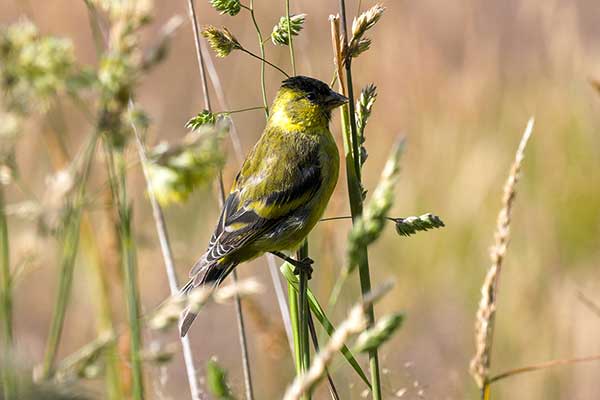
[324,90,349,109]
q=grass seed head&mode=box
[353,313,404,353]
[202,26,241,57]
[271,14,307,46]
[210,0,241,16]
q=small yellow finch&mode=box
[180,76,347,336]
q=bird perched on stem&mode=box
[180,76,347,336]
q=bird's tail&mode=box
[179,258,238,337]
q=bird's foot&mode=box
[292,257,314,280]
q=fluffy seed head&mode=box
[271,14,307,46]
[201,26,241,57]
[210,0,241,16]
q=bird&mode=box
[180,76,348,336]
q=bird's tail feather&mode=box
[179,258,238,337]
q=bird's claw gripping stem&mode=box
[292,257,314,280]
[270,251,314,280]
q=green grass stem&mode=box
[0,185,15,400]
[40,135,98,380]
[103,144,144,400]
[335,1,382,397]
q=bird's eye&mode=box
[306,93,317,102]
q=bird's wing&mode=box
[189,138,322,277]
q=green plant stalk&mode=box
[248,0,269,118]
[50,94,122,397]
[79,220,123,400]
[337,0,382,396]
[40,208,83,378]
[0,185,15,400]
[76,4,125,396]
[339,106,381,399]
[289,280,302,376]
[40,136,98,379]
[285,0,297,76]
[297,241,311,399]
[108,147,144,400]
[281,262,370,388]
[340,102,382,400]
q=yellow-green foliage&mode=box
[146,128,225,206]
[0,20,75,113]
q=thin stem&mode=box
[320,215,398,223]
[332,5,382,398]
[267,254,294,353]
[40,135,98,379]
[106,146,144,400]
[240,48,290,78]
[285,0,297,75]
[224,105,267,114]
[307,312,340,400]
[82,0,106,61]
[186,0,211,109]
[320,216,352,222]
[576,291,600,318]
[199,38,244,164]
[0,185,15,400]
[132,112,204,400]
[247,0,269,118]
[326,273,346,312]
[233,270,255,400]
[186,3,255,398]
[488,354,600,385]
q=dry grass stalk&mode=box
[470,117,535,391]
[329,15,345,94]
[488,353,600,385]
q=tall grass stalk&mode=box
[289,280,302,374]
[186,2,255,399]
[470,117,534,400]
[246,0,269,118]
[40,135,98,379]
[0,185,15,399]
[295,243,310,398]
[131,112,204,400]
[103,143,144,400]
[79,216,122,399]
[42,95,122,397]
[285,0,297,76]
[331,7,381,398]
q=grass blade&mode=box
[280,262,371,388]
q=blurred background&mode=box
[2,0,600,398]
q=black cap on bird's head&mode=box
[281,76,348,110]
